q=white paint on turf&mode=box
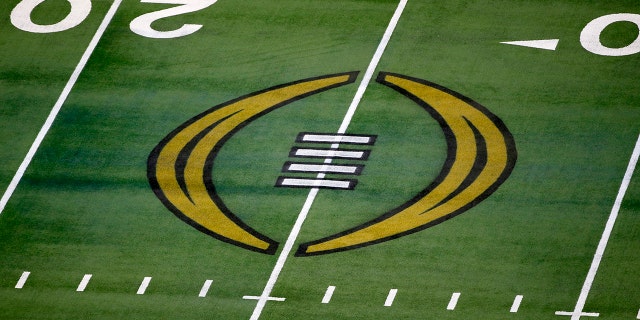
[15,271,30,289]
[0,0,124,216]
[321,286,336,304]
[199,279,213,297]
[510,295,523,313]
[76,274,92,292]
[556,133,640,320]
[137,277,152,295]
[384,289,398,307]
[248,1,408,319]
[500,39,559,51]
[447,292,461,310]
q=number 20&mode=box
[10,0,217,39]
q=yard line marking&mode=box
[636,308,640,319]
[243,295,286,302]
[510,295,524,313]
[199,280,213,297]
[248,1,407,319]
[556,133,640,320]
[384,289,398,307]
[297,133,376,145]
[0,0,123,216]
[76,274,93,292]
[15,271,30,289]
[284,163,363,175]
[291,148,369,160]
[447,292,461,310]
[276,177,356,189]
[321,286,336,304]
[555,311,599,317]
[137,277,152,295]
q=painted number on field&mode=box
[11,0,91,33]
[580,13,640,56]
[129,0,218,39]
[9,0,217,38]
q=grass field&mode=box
[1,0,639,319]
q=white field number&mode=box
[7,2,640,53]
[10,0,217,38]
[580,13,640,56]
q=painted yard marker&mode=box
[510,295,524,313]
[500,39,560,51]
[321,286,336,304]
[447,292,461,310]
[76,274,92,292]
[0,0,124,216]
[384,289,398,307]
[137,277,152,295]
[15,271,30,289]
[556,133,640,320]
[636,308,640,319]
[247,1,408,319]
[199,280,213,298]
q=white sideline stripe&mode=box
[286,163,359,174]
[384,289,398,307]
[447,292,461,310]
[278,178,352,189]
[556,133,640,320]
[301,134,372,144]
[0,0,124,216]
[199,280,213,297]
[248,1,407,319]
[294,148,366,159]
[321,286,336,304]
[510,295,523,313]
[15,271,30,289]
[76,274,92,292]
[636,308,640,319]
[137,277,152,295]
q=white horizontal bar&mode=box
[300,133,374,144]
[293,148,367,159]
[286,163,360,174]
[554,311,599,317]
[278,178,354,189]
[243,295,286,302]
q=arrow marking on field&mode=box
[500,39,559,50]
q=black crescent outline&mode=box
[148,71,359,255]
[295,72,517,257]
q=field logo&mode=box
[147,71,517,256]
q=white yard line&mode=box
[447,292,461,310]
[556,133,640,319]
[248,1,408,319]
[15,271,30,289]
[0,0,123,216]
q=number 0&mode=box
[11,0,91,33]
[581,13,640,56]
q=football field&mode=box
[1,0,640,319]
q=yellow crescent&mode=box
[148,72,358,254]
[296,72,517,256]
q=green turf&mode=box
[1,0,639,319]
